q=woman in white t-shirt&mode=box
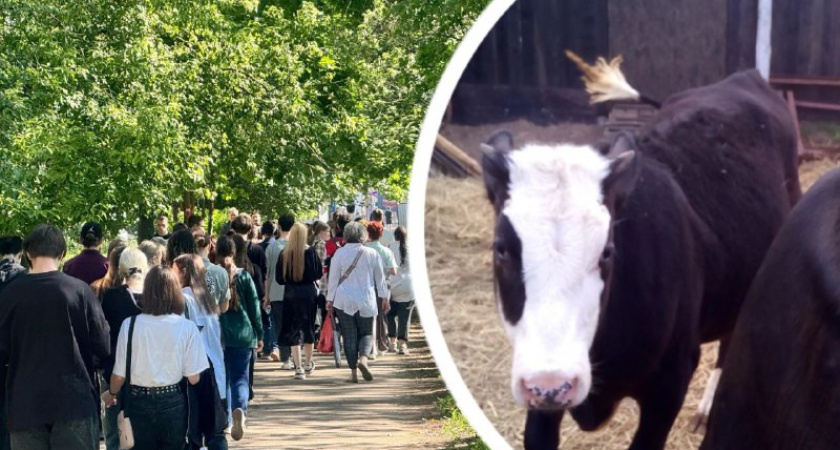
[103,265,208,450]
[173,254,228,449]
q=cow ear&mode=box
[481,130,514,210]
[603,132,640,212]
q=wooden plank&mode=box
[771,76,840,87]
[436,134,483,176]
[785,91,806,157]
[794,99,840,111]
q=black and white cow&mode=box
[701,167,840,450]
[482,60,801,450]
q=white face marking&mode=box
[501,143,612,408]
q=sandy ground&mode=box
[101,325,456,450]
[426,118,839,449]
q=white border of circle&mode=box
[407,1,515,449]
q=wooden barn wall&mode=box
[459,0,608,89]
[607,0,728,102]
[450,0,840,126]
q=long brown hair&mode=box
[231,234,253,277]
[281,222,308,283]
[215,235,240,311]
[394,226,408,267]
[173,254,218,315]
[142,266,186,316]
[92,243,127,299]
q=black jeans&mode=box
[386,300,415,341]
[127,389,187,450]
[9,415,98,450]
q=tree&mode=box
[0,0,491,236]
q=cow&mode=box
[700,167,840,450]
[481,53,801,450]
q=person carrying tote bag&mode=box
[102,266,209,450]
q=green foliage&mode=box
[0,0,491,235]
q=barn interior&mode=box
[425,0,840,448]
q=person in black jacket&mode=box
[0,224,109,450]
[275,222,322,380]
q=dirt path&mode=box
[228,324,451,450]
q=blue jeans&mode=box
[225,347,252,422]
[262,312,278,354]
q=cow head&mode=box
[482,130,639,410]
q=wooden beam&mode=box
[784,91,805,157]
[436,134,483,176]
[771,76,840,87]
[794,100,840,111]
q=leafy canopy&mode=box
[0,0,490,235]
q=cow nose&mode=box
[520,373,579,409]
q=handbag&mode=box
[317,311,335,354]
[118,316,137,450]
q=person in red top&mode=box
[324,213,350,270]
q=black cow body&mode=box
[495,70,801,449]
[701,167,840,450]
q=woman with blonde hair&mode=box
[275,222,322,380]
[100,247,148,450]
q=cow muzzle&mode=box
[518,372,581,410]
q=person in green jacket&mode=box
[216,235,263,442]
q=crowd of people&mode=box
[0,206,414,450]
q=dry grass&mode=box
[424,158,837,449]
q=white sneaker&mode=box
[281,360,292,370]
[231,408,245,441]
[270,349,280,362]
[295,368,307,380]
[398,343,409,355]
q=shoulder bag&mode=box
[118,316,137,450]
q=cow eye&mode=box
[494,241,507,259]
[600,244,615,264]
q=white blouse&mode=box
[326,243,387,317]
[112,314,208,387]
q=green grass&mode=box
[435,394,491,450]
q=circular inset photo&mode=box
[412,0,840,449]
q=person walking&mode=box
[195,232,231,313]
[326,222,388,383]
[0,236,25,295]
[363,221,398,358]
[172,254,228,450]
[0,224,110,449]
[215,235,263,441]
[62,221,108,285]
[153,215,171,240]
[385,227,415,354]
[100,247,148,450]
[91,239,128,299]
[103,265,207,450]
[264,214,295,367]
[275,223,322,380]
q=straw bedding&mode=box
[424,128,838,449]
